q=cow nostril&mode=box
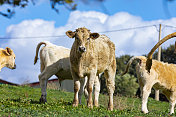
[79,46,86,52]
[14,64,16,69]
[79,47,82,52]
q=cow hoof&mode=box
[142,110,149,114]
[73,103,78,107]
[108,106,113,111]
[39,95,47,103]
[108,102,113,111]
[94,104,99,107]
[73,100,78,107]
[39,98,47,103]
[94,100,99,107]
[87,103,93,109]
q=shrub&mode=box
[115,74,139,97]
[100,73,139,97]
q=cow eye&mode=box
[87,38,90,40]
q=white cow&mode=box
[34,41,100,104]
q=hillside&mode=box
[0,84,172,116]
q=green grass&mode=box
[0,84,173,116]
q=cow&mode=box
[0,47,16,71]
[34,41,100,105]
[122,32,176,114]
[66,27,116,110]
[141,32,176,114]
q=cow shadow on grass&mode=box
[10,98,40,104]
[10,98,84,108]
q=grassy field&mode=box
[0,84,173,116]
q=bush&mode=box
[115,74,139,97]
[100,73,139,97]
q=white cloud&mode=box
[1,10,176,84]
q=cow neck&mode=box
[0,58,6,70]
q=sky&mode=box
[1,0,176,84]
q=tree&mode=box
[153,44,176,64]
[0,0,76,18]
[116,55,137,77]
[0,0,105,18]
[115,74,138,97]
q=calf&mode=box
[66,27,116,110]
[34,41,100,104]
[143,32,176,114]
[123,55,176,114]
[0,47,16,71]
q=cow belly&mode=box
[55,69,72,80]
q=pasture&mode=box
[0,84,172,116]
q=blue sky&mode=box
[1,0,176,36]
[1,0,176,84]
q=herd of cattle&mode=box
[1,27,176,114]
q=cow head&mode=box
[66,27,99,53]
[2,47,16,70]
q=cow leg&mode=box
[87,73,96,108]
[71,71,80,107]
[38,66,58,103]
[94,76,100,107]
[169,92,176,114]
[38,73,49,103]
[78,77,87,104]
[84,77,88,103]
[104,68,115,111]
[170,100,176,114]
[138,77,144,97]
[141,84,153,113]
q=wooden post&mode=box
[155,24,162,101]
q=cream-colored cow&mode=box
[34,41,100,104]
[0,47,16,71]
[66,27,116,110]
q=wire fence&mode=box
[1,24,176,40]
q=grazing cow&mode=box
[66,27,116,110]
[34,41,100,104]
[0,47,16,71]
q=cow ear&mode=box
[4,47,13,56]
[90,33,99,39]
[66,30,75,38]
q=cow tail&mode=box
[34,42,47,65]
[121,56,143,76]
[146,32,176,73]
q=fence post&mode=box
[155,24,162,101]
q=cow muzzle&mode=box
[78,46,86,53]
[12,64,16,69]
